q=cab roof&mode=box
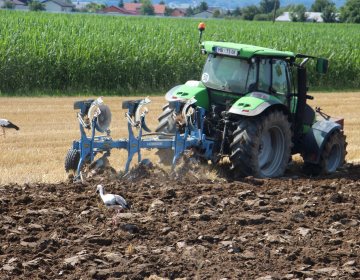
[203,41,295,59]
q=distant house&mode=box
[42,0,75,12]
[123,2,141,13]
[124,3,166,16]
[275,12,339,23]
[170,7,187,17]
[0,0,26,9]
[193,10,212,19]
[99,5,138,15]
[275,12,290,22]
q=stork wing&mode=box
[115,194,131,210]
[103,194,130,210]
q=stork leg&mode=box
[112,208,122,228]
[0,128,5,138]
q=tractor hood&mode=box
[165,81,210,111]
[229,93,284,116]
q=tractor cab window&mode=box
[258,59,271,92]
[272,60,289,96]
[258,59,289,104]
[202,54,257,94]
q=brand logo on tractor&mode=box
[102,143,111,147]
[202,73,209,83]
[131,144,137,148]
[84,144,90,148]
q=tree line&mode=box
[180,0,360,23]
[2,0,359,23]
[137,0,360,23]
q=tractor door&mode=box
[271,60,290,105]
[258,59,291,106]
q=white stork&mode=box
[96,185,131,228]
[0,119,19,138]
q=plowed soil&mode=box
[1,159,360,280]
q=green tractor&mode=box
[155,23,347,178]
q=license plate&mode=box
[215,47,239,56]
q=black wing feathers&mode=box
[7,122,19,130]
[116,195,131,210]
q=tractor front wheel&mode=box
[230,109,292,178]
[303,130,347,175]
[65,147,80,172]
[154,104,175,166]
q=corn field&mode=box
[0,10,360,94]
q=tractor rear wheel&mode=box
[303,130,347,175]
[65,147,80,172]
[230,109,292,178]
[154,104,175,166]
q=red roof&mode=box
[124,3,166,14]
[100,6,126,13]
[174,8,187,14]
[124,3,141,11]
[100,5,140,14]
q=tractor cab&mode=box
[201,52,291,107]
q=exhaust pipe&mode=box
[294,67,307,135]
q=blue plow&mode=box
[70,97,214,183]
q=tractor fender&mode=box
[165,85,183,101]
[165,81,210,111]
[301,120,341,164]
[229,99,293,122]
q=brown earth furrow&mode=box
[1,162,360,279]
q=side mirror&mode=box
[316,58,328,74]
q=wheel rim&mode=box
[327,143,341,172]
[258,126,285,177]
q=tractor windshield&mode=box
[201,54,257,94]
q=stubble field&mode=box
[0,92,360,185]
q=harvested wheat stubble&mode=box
[1,160,360,279]
[1,93,360,185]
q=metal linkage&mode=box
[71,98,214,183]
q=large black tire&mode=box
[303,129,347,176]
[65,147,80,172]
[230,109,293,178]
[154,104,176,166]
[157,104,173,122]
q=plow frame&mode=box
[71,97,214,182]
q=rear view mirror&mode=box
[316,58,328,74]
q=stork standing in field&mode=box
[96,184,131,228]
[0,119,19,138]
